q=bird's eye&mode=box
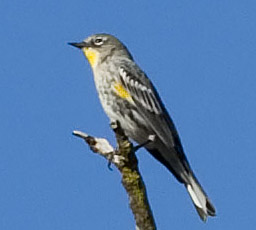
[94,37,104,46]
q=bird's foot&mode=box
[134,134,156,152]
[107,153,114,171]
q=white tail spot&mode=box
[187,184,203,209]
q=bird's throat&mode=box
[83,48,99,68]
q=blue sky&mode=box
[1,0,255,229]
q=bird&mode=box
[69,33,216,221]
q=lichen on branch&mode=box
[73,121,156,230]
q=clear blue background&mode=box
[1,0,255,229]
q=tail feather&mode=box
[186,174,216,221]
[146,148,216,220]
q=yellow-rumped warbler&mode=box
[69,33,216,221]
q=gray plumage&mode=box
[69,33,216,221]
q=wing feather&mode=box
[117,63,191,178]
[119,67,162,114]
[118,65,184,149]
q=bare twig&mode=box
[73,121,156,230]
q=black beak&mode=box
[68,41,88,49]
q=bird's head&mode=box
[69,33,132,68]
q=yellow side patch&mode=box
[82,48,99,68]
[114,83,133,101]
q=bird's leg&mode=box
[107,154,114,171]
[134,134,156,152]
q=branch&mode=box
[73,121,156,230]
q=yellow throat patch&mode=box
[114,83,133,101]
[82,48,99,68]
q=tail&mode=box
[185,173,216,221]
[146,148,216,221]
